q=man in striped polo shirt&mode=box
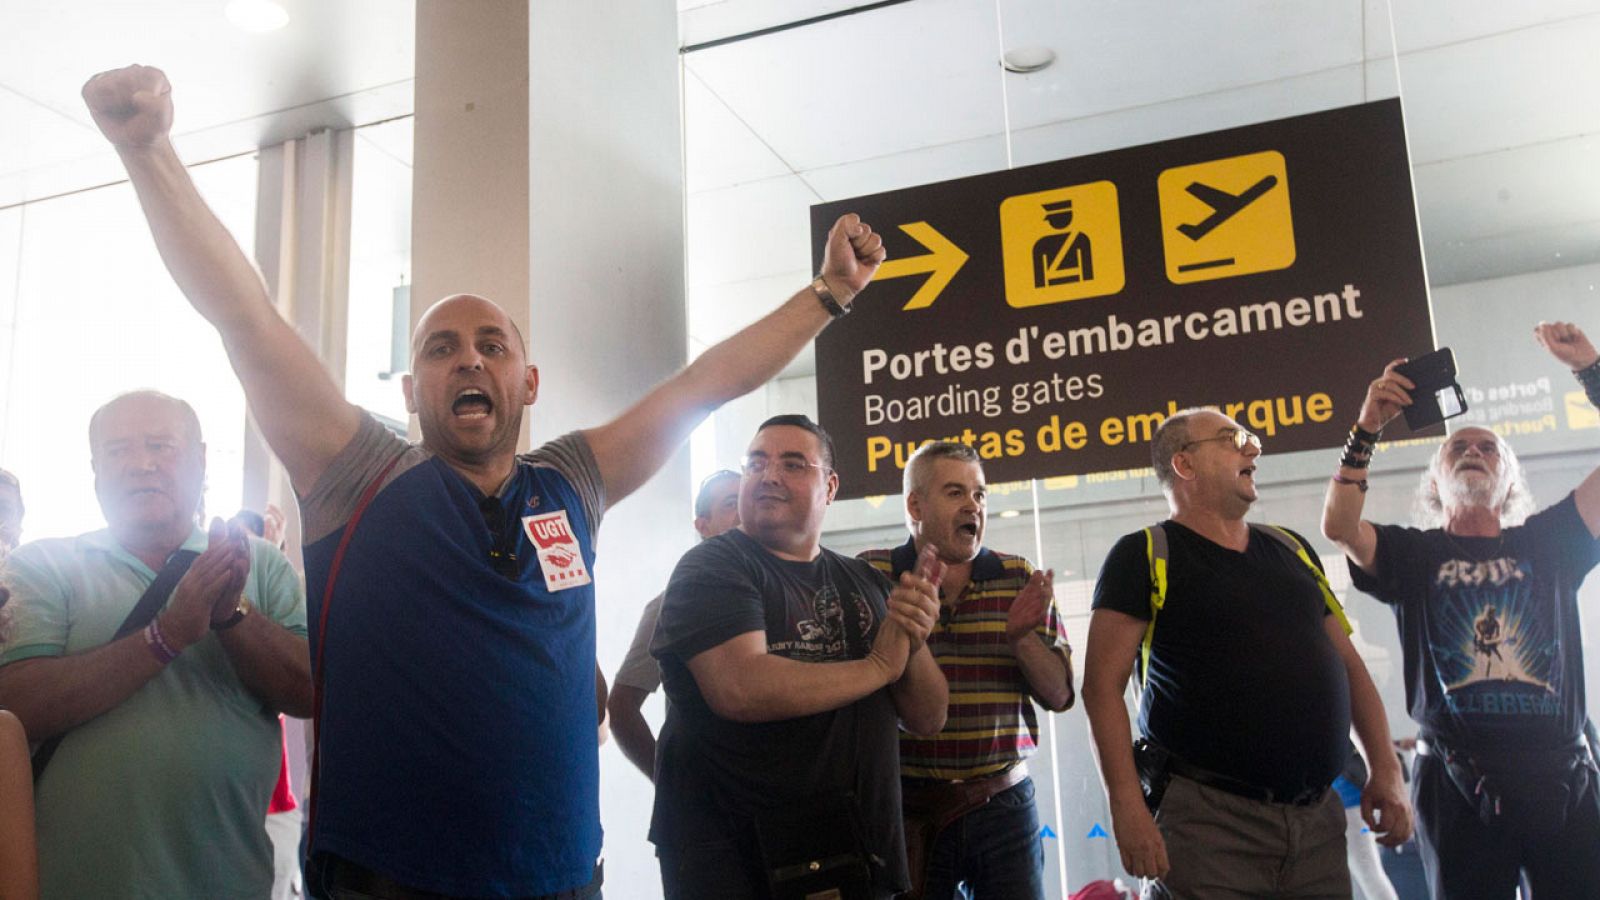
[860,441,1074,900]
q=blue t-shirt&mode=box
[300,415,606,896]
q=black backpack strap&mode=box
[32,548,200,782]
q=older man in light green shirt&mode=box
[0,391,310,899]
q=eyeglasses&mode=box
[1181,428,1261,453]
[740,455,831,478]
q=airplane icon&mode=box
[1175,175,1279,240]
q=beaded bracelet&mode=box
[143,619,180,665]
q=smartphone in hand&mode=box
[1395,347,1468,430]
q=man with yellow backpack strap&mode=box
[1083,407,1411,898]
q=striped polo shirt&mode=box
[860,538,1070,780]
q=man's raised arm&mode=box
[1535,321,1600,537]
[84,65,359,493]
[1321,358,1413,574]
[583,214,884,508]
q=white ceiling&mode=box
[0,0,414,208]
[4,0,1597,368]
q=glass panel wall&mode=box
[0,154,257,543]
[345,116,415,426]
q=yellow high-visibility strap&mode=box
[1260,525,1352,636]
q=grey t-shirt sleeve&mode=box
[299,414,424,545]
[524,432,607,544]
[614,593,665,692]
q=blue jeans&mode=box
[920,777,1045,900]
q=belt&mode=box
[1167,756,1327,807]
[319,855,603,900]
[1417,735,1594,769]
[902,761,1029,810]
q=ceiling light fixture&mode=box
[1002,47,1056,74]
[226,0,290,33]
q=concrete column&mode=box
[411,1,531,446]
[412,2,686,894]
[527,5,687,896]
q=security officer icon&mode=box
[1000,180,1123,308]
[1032,200,1094,288]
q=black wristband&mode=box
[1577,359,1600,408]
[1350,423,1381,443]
[1340,453,1371,470]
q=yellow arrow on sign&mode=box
[875,221,969,311]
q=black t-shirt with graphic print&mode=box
[647,528,908,893]
[1351,493,1600,750]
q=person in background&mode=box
[0,468,36,900]
[231,507,305,900]
[608,469,741,780]
[0,468,22,557]
[0,707,38,900]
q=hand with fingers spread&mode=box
[1004,568,1054,647]
[1534,321,1599,371]
[1358,358,1415,434]
[818,214,887,306]
[82,64,174,149]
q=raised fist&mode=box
[1534,321,1599,371]
[818,214,887,306]
[82,64,173,149]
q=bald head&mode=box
[89,390,203,448]
[410,294,527,371]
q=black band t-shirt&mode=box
[647,529,908,893]
[1351,493,1600,751]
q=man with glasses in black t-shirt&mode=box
[649,414,949,899]
[1084,407,1410,898]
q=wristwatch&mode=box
[811,275,851,318]
[212,597,253,632]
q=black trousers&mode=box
[1413,753,1600,899]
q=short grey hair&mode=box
[903,441,981,498]
[89,390,204,449]
[1413,430,1536,528]
[1150,408,1212,489]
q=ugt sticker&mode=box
[522,510,592,592]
